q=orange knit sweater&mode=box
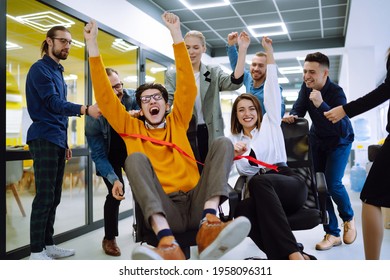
[89,42,199,193]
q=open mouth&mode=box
[150,107,160,116]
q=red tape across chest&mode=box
[119,133,279,172]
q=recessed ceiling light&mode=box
[111,39,138,52]
[7,12,75,32]
[6,41,23,50]
[179,0,230,10]
[248,22,288,37]
[279,66,303,75]
[150,67,167,74]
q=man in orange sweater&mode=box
[84,12,250,260]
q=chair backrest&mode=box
[6,160,24,185]
[281,118,328,230]
[281,118,317,210]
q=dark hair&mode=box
[135,83,168,107]
[40,26,71,57]
[230,93,263,135]
[304,52,330,69]
[105,67,119,76]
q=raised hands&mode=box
[161,12,183,44]
[261,36,273,53]
[238,31,250,50]
[227,32,238,46]
[84,19,99,57]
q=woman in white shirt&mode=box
[229,37,313,260]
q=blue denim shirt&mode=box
[85,89,139,184]
[26,55,82,149]
[226,45,285,117]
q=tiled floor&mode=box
[56,174,390,261]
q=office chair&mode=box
[230,117,329,231]
[6,161,27,217]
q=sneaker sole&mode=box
[199,216,251,260]
[131,245,163,260]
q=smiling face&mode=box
[250,54,267,84]
[236,98,259,135]
[303,61,328,90]
[140,88,169,127]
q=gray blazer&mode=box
[165,62,243,146]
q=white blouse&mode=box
[229,64,287,177]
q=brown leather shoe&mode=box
[102,238,121,256]
[196,214,250,260]
[131,236,186,260]
[343,218,357,244]
[315,234,342,250]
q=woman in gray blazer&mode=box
[165,30,248,171]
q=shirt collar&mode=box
[144,119,167,129]
[239,127,258,140]
[42,55,64,72]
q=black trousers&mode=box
[234,167,307,259]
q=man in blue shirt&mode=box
[85,68,139,257]
[26,25,100,260]
[283,52,356,251]
[226,32,285,117]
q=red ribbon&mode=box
[119,133,279,171]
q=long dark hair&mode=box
[40,26,70,57]
[230,94,263,135]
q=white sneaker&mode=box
[45,245,75,259]
[29,250,53,260]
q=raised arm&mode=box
[233,31,250,79]
[262,36,281,123]
[161,12,183,44]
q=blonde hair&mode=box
[184,30,206,47]
[255,51,267,58]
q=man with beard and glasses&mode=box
[226,32,285,117]
[85,67,139,256]
[84,12,251,260]
[26,25,100,260]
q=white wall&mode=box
[57,0,174,59]
[57,0,213,62]
[339,0,390,142]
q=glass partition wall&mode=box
[2,0,166,259]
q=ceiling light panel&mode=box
[179,0,230,10]
[8,11,75,32]
[248,22,288,38]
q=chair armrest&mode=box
[234,175,247,195]
[316,172,329,225]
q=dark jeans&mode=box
[28,139,66,253]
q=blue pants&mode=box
[312,142,354,236]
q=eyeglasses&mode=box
[112,82,123,91]
[52,37,73,45]
[140,93,163,104]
